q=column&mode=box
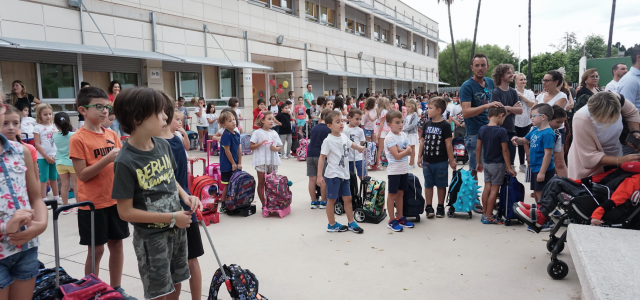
[366,14,374,40]
[390,24,397,46]
[422,37,427,56]
[239,68,254,133]
[296,0,305,18]
[340,76,348,96]
[391,80,398,96]
[141,59,163,91]
[336,1,345,31]
[369,78,375,93]
[296,67,309,105]
[409,81,414,93]
[408,32,414,52]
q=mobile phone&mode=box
[626,132,640,149]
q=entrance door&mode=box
[252,73,266,108]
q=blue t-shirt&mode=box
[420,101,429,112]
[307,123,332,158]
[477,125,509,164]
[166,135,196,223]
[220,129,240,172]
[460,77,495,135]
[524,127,556,173]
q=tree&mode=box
[438,0,460,86]
[565,48,582,83]
[438,40,518,85]
[527,0,532,89]
[549,32,579,53]
[467,0,482,79]
[584,34,607,59]
[606,0,616,57]
[520,51,567,86]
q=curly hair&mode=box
[492,64,514,86]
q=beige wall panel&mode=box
[163,71,176,99]
[203,65,219,99]
[82,71,110,93]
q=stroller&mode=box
[451,137,468,164]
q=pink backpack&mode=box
[297,138,310,161]
[265,172,292,210]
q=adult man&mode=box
[303,84,314,118]
[364,88,371,98]
[460,53,503,213]
[328,89,336,100]
[605,63,629,92]
[618,46,640,154]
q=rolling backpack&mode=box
[33,262,76,300]
[187,131,199,150]
[364,142,377,167]
[263,147,292,215]
[362,177,386,218]
[446,169,481,216]
[240,133,252,155]
[225,170,256,211]
[208,264,267,300]
[403,173,425,220]
[296,125,310,161]
[496,173,525,225]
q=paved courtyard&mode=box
[37,150,582,299]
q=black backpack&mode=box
[403,173,425,218]
[209,264,267,300]
[33,261,76,300]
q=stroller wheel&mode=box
[415,215,421,222]
[547,260,569,280]
[447,207,454,218]
[335,202,344,215]
[504,219,512,226]
[354,209,366,223]
[547,237,565,253]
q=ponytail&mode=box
[54,112,73,136]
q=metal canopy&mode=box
[172,55,272,70]
[308,68,366,78]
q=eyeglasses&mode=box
[541,79,554,83]
[589,75,600,79]
[531,113,544,118]
[83,104,113,112]
[0,103,7,115]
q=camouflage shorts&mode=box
[133,227,190,299]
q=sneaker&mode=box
[318,201,327,209]
[539,220,555,232]
[480,214,503,225]
[283,155,289,159]
[219,205,227,214]
[55,198,63,205]
[116,287,138,300]
[387,219,403,232]
[327,222,348,232]
[310,201,319,209]
[409,164,415,169]
[472,204,483,214]
[397,216,414,228]
[348,222,364,234]
[436,206,445,218]
[62,209,73,215]
[425,206,435,218]
[519,165,526,173]
[551,209,563,218]
[514,207,547,232]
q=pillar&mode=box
[366,14,374,40]
[141,59,163,91]
[369,78,376,94]
[296,0,305,18]
[239,68,254,133]
[336,1,345,31]
[339,76,348,96]
[296,69,309,105]
[408,32,414,52]
[390,24,397,46]
[392,80,398,96]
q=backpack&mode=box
[226,171,256,211]
[364,142,377,167]
[497,173,525,221]
[187,131,198,150]
[240,133,252,155]
[297,138,310,161]
[448,169,481,213]
[33,262,76,300]
[190,175,218,214]
[208,264,267,300]
[362,177,386,217]
[265,172,292,210]
[403,173,425,218]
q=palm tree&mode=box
[468,0,482,79]
[606,0,616,57]
[527,0,532,89]
[438,0,459,87]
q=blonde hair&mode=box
[9,80,28,106]
[513,73,526,81]
[376,97,390,117]
[405,99,418,114]
[588,92,621,125]
[254,110,273,128]
[35,103,53,124]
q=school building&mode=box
[0,0,443,127]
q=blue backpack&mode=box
[448,169,481,213]
[497,173,525,224]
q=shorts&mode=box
[255,165,278,174]
[296,119,307,127]
[363,129,374,137]
[78,204,130,246]
[196,126,208,131]
[388,173,408,194]
[221,171,232,184]
[56,164,75,174]
[186,221,204,260]
[324,177,351,200]
[530,169,556,192]
[422,161,449,188]
[558,128,566,146]
[306,156,327,177]
[37,159,57,182]
[407,133,419,146]
[133,227,190,300]
[483,163,506,185]
[348,160,367,177]
[0,247,39,289]
[465,134,479,171]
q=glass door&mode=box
[268,73,294,102]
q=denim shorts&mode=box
[324,177,351,200]
[197,126,208,131]
[363,129,374,137]
[465,134,479,171]
[0,247,39,289]
[422,161,449,189]
[348,160,367,177]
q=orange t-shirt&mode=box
[69,127,121,210]
[22,142,37,162]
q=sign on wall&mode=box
[150,69,161,79]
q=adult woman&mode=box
[536,70,569,176]
[107,80,123,134]
[9,80,41,117]
[513,73,536,172]
[576,68,600,100]
[568,92,640,179]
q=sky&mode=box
[402,0,640,59]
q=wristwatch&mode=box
[170,212,177,228]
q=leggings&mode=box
[515,124,532,165]
[280,134,292,156]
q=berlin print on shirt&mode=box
[423,126,442,157]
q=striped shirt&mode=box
[384,132,409,175]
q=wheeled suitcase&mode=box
[262,141,292,218]
[496,173,524,225]
[240,133,252,155]
[296,126,310,161]
[187,130,199,150]
[403,173,425,221]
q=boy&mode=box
[310,99,320,127]
[294,97,307,135]
[268,97,280,134]
[307,109,333,209]
[102,110,116,129]
[17,103,36,144]
[112,87,199,300]
[252,99,266,130]
[476,106,517,224]
[69,87,135,299]
[219,110,243,203]
[384,110,415,232]
[417,97,456,218]
[176,96,189,129]
[276,101,293,159]
[317,111,365,233]
[343,108,366,180]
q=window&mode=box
[381,29,388,42]
[395,35,400,47]
[180,72,200,98]
[40,64,75,99]
[272,0,292,10]
[374,25,380,41]
[220,68,236,98]
[412,42,417,52]
[356,22,366,36]
[320,6,334,26]
[112,73,139,90]
[305,1,318,19]
[426,45,430,56]
[345,18,354,33]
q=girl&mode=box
[249,111,283,209]
[362,98,377,142]
[16,103,36,145]
[52,112,78,214]
[0,99,48,300]
[403,100,419,168]
[206,103,218,142]
[1,106,39,180]
[194,97,208,151]
[267,97,280,133]
[375,98,391,170]
[346,96,356,108]
[33,104,60,202]
[228,97,243,133]
[333,97,348,123]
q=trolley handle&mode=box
[54,201,95,220]
[54,201,96,289]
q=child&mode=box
[310,99,320,127]
[391,96,399,111]
[362,97,377,142]
[343,108,366,180]
[250,111,283,208]
[403,100,420,169]
[112,87,199,300]
[268,97,280,133]
[476,106,517,224]
[417,97,456,218]
[228,97,243,133]
[376,98,391,170]
[52,112,78,214]
[176,96,189,129]
[384,110,414,231]
[276,101,293,159]
[294,97,307,135]
[0,100,48,300]
[317,111,365,233]
[252,99,267,130]
[323,99,334,111]
[307,109,333,209]
[194,97,208,151]
[2,106,40,184]
[420,96,428,112]
[346,96,356,108]
[16,103,36,145]
[33,103,60,202]
[69,87,134,298]
[206,103,218,142]
[102,111,116,129]
[219,110,243,204]
[548,105,568,178]
[333,97,348,123]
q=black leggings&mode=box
[515,124,532,165]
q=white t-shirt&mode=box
[515,89,535,127]
[194,107,208,126]
[343,126,365,161]
[207,113,218,132]
[448,104,462,122]
[269,105,279,115]
[218,127,240,135]
[605,80,619,93]
[320,133,353,180]
[33,123,58,158]
[578,106,623,157]
[250,128,282,167]
[536,92,568,129]
[21,116,37,136]
[443,103,455,120]
[384,132,409,175]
